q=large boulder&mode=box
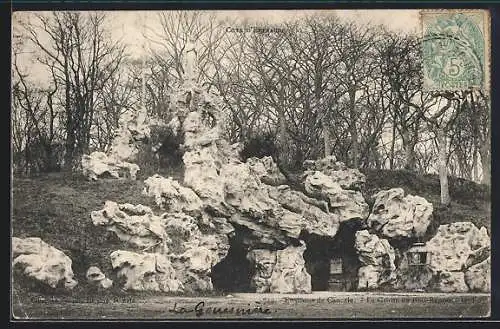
[425,222,489,272]
[91,201,233,293]
[268,185,340,238]
[433,271,469,293]
[12,237,78,290]
[464,257,490,292]
[366,188,433,240]
[425,222,490,292]
[303,156,366,190]
[91,201,167,251]
[247,243,312,293]
[303,171,369,222]
[86,266,113,289]
[354,230,396,289]
[143,174,203,214]
[110,250,183,292]
[81,152,140,181]
[81,110,150,181]
[247,156,288,186]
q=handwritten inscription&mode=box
[169,301,272,317]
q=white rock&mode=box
[464,257,490,292]
[354,230,396,289]
[110,250,183,292]
[143,174,203,213]
[304,171,369,222]
[367,188,433,239]
[425,222,490,272]
[12,237,78,290]
[303,156,366,190]
[247,243,312,294]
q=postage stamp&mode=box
[421,10,490,91]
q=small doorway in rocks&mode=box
[302,220,363,292]
[210,235,255,293]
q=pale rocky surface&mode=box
[86,266,113,289]
[366,188,433,240]
[110,250,183,292]
[81,110,150,181]
[91,201,166,251]
[433,271,469,293]
[464,257,490,292]
[304,171,369,222]
[247,156,288,186]
[303,156,366,190]
[425,222,490,292]
[354,230,396,289]
[425,222,489,272]
[143,174,203,214]
[12,237,78,289]
[81,152,140,181]
[247,243,311,293]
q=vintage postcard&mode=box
[11,8,492,320]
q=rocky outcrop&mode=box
[92,200,233,293]
[464,257,490,292]
[426,222,489,272]
[110,250,183,292]
[425,222,490,292]
[91,201,167,251]
[354,230,396,289]
[81,110,151,181]
[143,174,203,214]
[86,266,113,289]
[434,271,469,293]
[81,152,140,181]
[12,237,78,290]
[303,156,366,190]
[366,188,433,240]
[247,243,311,293]
[303,171,369,222]
[247,156,288,186]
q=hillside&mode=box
[11,169,490,296]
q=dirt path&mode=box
[12,292,490,320]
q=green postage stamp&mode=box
[421,10,490,91]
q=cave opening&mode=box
[210,233,255,293]
[301,220,363,291]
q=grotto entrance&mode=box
[301,220,363,291]
[210,233,255,293]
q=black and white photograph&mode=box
[10,8,492,320]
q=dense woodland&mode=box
[12,12,491,205]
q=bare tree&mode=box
[22,12,126,170]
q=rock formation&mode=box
[366,188,433,240]
[303,155,365,190]
[425,222,490,292]
[86,266,113,289]
[81,110,150,181]
[354,230,396,289]
[12,237,78,290]
[247,243,312,293]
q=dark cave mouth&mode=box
[301,220,363,291]
[210,220,363,293]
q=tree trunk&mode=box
[390,117,396,170]
[437,128,451,206]
[479,144,490,185]
[472,144,479,182]
[348,88,358,168]
[323,120,331,158]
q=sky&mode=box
[12,10,421,84]
[110,10,420,57]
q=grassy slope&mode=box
[11,169,490,296]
